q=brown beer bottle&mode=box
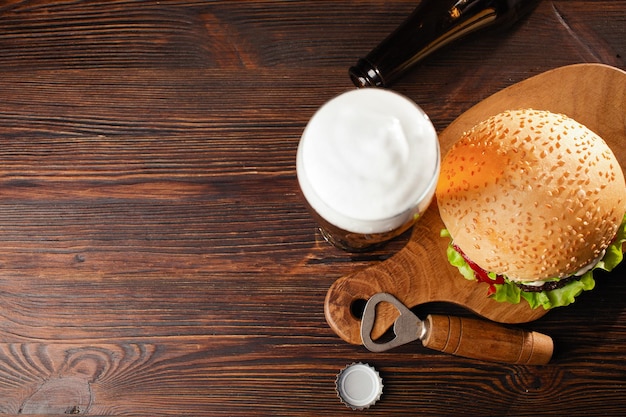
[349,0,540,87]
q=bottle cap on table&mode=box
[335,362,383,410]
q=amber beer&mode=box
[349,0,540,87]
[297,89,440,252]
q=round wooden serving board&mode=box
[325,63,626,345]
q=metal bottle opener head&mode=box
[360,293,426,352]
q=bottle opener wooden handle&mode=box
[423,314,553,365]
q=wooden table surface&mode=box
[0,0,624,415]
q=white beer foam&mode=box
[297,89,440,234]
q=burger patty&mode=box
[515,275,579,292]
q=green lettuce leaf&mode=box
[441,229,476,281]
[442,214,626,310]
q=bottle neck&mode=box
[349,59,384,88]
[349,0,539,88]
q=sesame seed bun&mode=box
[436,109,626,282]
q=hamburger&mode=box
[436,109,626,309]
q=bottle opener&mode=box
[360,293,553,365]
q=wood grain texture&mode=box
[0,0,624,415]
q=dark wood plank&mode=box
[0,0,624,415]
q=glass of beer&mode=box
[297,88,440,251]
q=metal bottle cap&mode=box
[335,363,383,410]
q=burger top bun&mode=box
[436,109,626,282]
